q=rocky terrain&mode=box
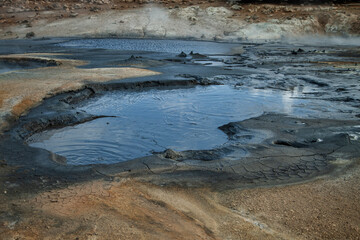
[1,0,360,40]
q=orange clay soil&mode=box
[0,159,358,239]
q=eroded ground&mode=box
[0,38,359,239]
[0,163,359,239]
[1,0,360,40]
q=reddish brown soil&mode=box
[1,0,360,35]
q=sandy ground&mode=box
[0,159,358,239]
[0,53,160,132]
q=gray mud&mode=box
[27,85,358,165]
[0,56,59,73]
[0,38,360,194]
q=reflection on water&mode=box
[28,85,356,165]
[57,38,237,55]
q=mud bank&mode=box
[0,38,360,239]
[6,90,360,189]
[0,53,160,133]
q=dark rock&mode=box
[189,51,207,59]
[219,122,248,140]
[273,140,308,148]
[0,159,7,167]
[164,149,181,160]
[335,87,346,92]
[178,51,187,57]
[298,77,329,87]
[176,74,204,81]
[25,32,35,38]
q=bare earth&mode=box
[1,1,360,40]
[0,161,359,239]
[0,1,360,239]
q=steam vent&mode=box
[0,0,360,239]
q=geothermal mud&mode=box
[27,84,356,165]
[0,38,359,239]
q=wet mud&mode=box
[0,37,359,187]
[0,38,359,239]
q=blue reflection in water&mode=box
[57,38,236,54]
[28,85,352,165]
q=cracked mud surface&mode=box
[0,38,360,239]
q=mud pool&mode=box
[57,38,238,54]
[28,84,356,165]
[1,37,359,185]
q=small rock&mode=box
[51,3,59,9]
[189,51,207,58]
[0,160,7,167]
[90,7,100,12]
[231,5,243,10]
[26,32,35,38]
[188,16,197,22]
[164,149,181,159]
[178,51,187,57]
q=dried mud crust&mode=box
[135,113,360,188]
[0,162,359,239]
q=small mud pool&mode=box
[27,85,356,165]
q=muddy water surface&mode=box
[28,85,356,165]
[57,38,238,54]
